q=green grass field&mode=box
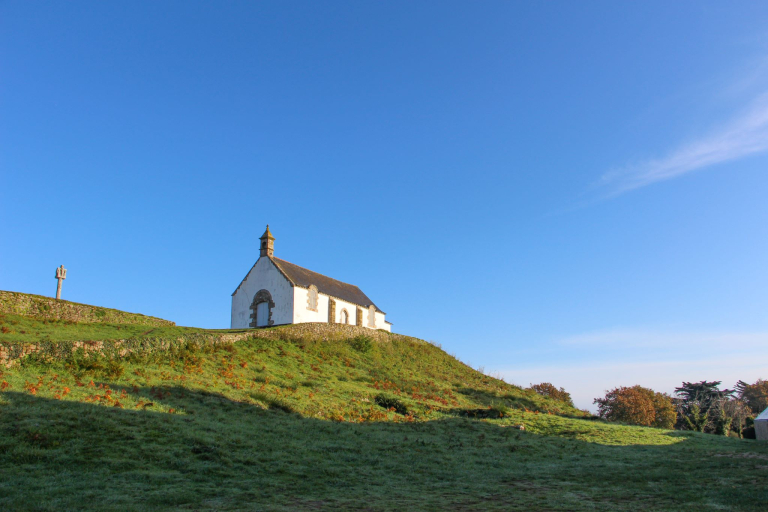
[1,311,766,510]
[0,313,214,344]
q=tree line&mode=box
[531,378,767,438]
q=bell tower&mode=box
[259,225,275,257]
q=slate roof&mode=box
[271,257,385,313]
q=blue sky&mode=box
[2,2,767,410]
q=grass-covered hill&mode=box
[0,300,766,510]
[0,290,174,327]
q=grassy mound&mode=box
[0,291,174,326]
[0,317,766,510]
[0,313,207,344]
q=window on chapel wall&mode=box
[340,309,349,325]
[368,305,376,328]
[307,285,318,311]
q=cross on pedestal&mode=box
[55,265,67,300]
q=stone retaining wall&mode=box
[0,323,422,368]
[0,332,252,368]
[254,322,411,344]
[0,291,174,326]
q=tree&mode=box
[674,381,736,435]
[530,382,574,407]
[679,403,708,432]
[721,399,752,438]
[650,391,677,430]
[736,379,768,415]
[675,381,734,407]
[594,385,676,429]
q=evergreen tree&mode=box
[674,381,735,435]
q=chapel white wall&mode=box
[292,287,390,331]
[330,297,359,326]
[374,311,390,332]
[292,287,329,324]
[231,258,294,328]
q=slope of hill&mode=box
[0,302,766,510]
[0,290,174,326]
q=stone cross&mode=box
[55,265,67,299]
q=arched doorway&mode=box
[256,302,269,326]
[249,289,275,328]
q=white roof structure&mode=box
[756,407,768,441]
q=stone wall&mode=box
[0,323,422,369]
[0,291,174,326]
[0,332,252,369]
[253,322,414,344]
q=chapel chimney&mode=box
[260,225,275,257]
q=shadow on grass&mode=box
[1,386,766,512]
[455,386,578,417]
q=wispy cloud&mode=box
[558,329,768,350]
[598,92,768,195]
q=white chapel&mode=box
[231,226,391,331]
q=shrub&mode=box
[488,402,510,418]
[374,394,408,415]
[349,335,373,354]
[103,359,125,380]
[743,417,756,439]
[62,355,119,380]
[594,385,676,429]
[217,343,236,353]
[530,382,574,407]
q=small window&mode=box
[307,285,318,311]
[368,305,376,328]
[340,309,349,325]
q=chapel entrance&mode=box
[250,289,274,328]
[256,302,269,327]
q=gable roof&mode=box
[270,257,384,313]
